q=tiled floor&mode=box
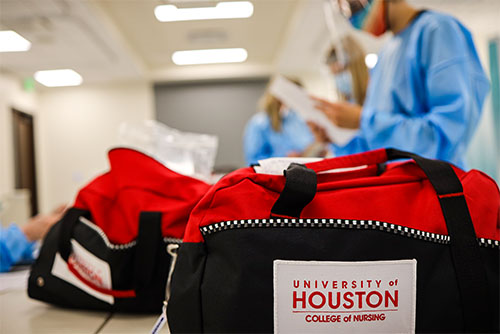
[99,314,160,333]
[0,286,165,334]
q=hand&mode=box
[311,96,362,129]
[307,121,331,143]
[287,151,302,158]
[22,204,68,242]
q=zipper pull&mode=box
[151,301,167,334]
[165,243,179,301]
[151,243,180,334]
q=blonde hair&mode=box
[327,35,369,105]
[259,77,303,132]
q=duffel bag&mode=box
[167,148,499,333]
[28,148,210,313]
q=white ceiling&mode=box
[0,0,498,85]
[97,0,297,69]
[0,0,144,83]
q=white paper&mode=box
[253,157,322,175]
[253,157,369,175]
[269,75,356,145]
[274,259,417,334]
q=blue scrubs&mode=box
[0,224,34,272]
[333,11,490,169]
[243,110,314,165]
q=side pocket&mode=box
[167,242,207,333]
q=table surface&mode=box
[0,269,164,334]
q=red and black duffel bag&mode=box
[28,148,210,313]
[167,148,499,333]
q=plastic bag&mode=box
[118,120,218,182]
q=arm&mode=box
[0,225,34,272]
[0,205,66,272]
[243,116,271,165]
[362,19,489,167]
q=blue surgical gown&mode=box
[243,110,314,165]
[333,11,490,169]
[0,224,34,272]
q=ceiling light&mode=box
[0,30,31,52]
[155,1,254,22]
[365,53,378,69]
[172,48,248,65]
[34,69,83,87]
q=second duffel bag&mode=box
[28,148,210,313]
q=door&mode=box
[12,109,38,216]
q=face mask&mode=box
[348,0,387,36]
[279,107,290,118]
[335,70,353,98]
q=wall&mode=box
[36,81,154,213]
[155,79,268,170]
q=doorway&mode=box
[12,109,38,216]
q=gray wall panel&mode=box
[154,79,268,170]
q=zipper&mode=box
[79,216,182,250]
[79,216,137,250]
[199,218,500,248]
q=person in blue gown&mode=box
[312,0,490,169]
[243,84,315,165]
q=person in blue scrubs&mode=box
[243,85,315,165]
[312,0,490,169]
[0,205,65,272]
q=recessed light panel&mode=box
[172,48,248,65]
[155,1,253,22]
[0,30,31,52]
[34,69,83,87]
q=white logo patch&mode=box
[274,259,416,333]
[51,239,114,304]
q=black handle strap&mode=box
[134,211,163,290]
[58,208,89,261]
[58,208,163,293]
[386,149,492,332]
[271,163,317,219]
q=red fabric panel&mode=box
[73,148,210,244]
[306,148,387,172]
[183,154,499,244]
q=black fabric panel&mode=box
[29,210,171,313]
[29,219,112,311]
[134,211,162,290]
[198,228,499,333]
[167,242,207,333]
[57,208,89,261]
[271,163,317,218]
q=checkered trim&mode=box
[199,218,499,248]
